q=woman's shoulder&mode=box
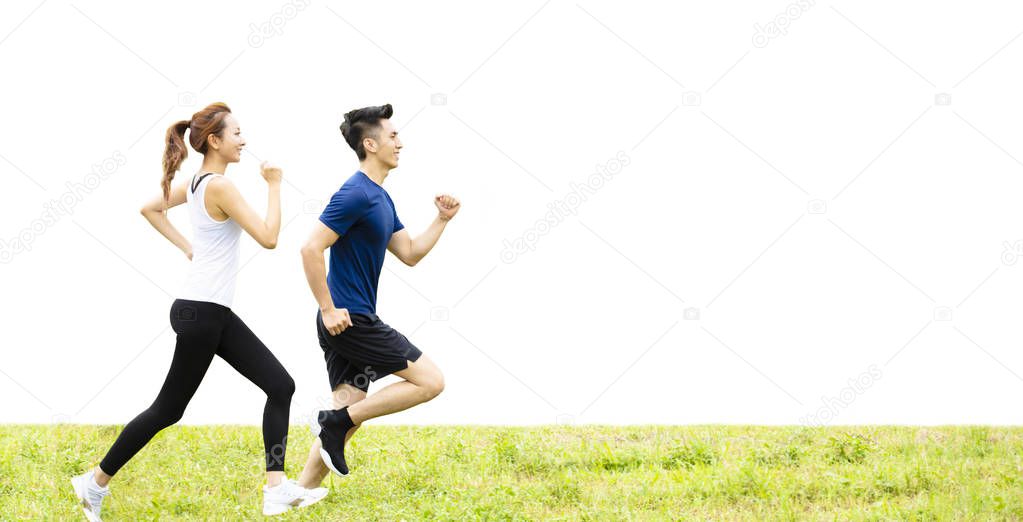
[203,174,235,194]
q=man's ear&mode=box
[363,137,377,154]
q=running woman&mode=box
[294,104,459,486]
[70,102,326,520]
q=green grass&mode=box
[3,424,1022,520]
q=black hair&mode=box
[339,104,394,160]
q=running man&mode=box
[295,104,459,484]
[70,103,327,520]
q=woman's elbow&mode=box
[259,232,278,249]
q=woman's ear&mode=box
[207,132,221,152]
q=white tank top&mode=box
[179,172,243,308]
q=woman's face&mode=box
[210,114,245,163]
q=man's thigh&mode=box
[393,353,443,388]
[332,383,367,408]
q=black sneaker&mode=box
[314,407,355,476]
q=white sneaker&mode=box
[262,478,329,516]
[299,484,329,508]
[70,470,110,522]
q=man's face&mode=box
[366,119,402,168]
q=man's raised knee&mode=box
[421,372,445,400]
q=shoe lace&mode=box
[277,478,309,499]
[87,483,110,507]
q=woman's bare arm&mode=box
[205,165,282,249]
[140,182,193,259]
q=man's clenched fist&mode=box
[435,194,460,221]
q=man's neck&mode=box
[359,160,389,187]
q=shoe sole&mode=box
[264,489,326,516]
[69,476,101,522]
[318,447,347,477]
[263,501,298,516]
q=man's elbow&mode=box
[300,243,321,259]
[402,241,419,266]
[400,250,420,267]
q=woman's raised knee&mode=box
[268,375,296,400]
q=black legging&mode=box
[99,299,294,475]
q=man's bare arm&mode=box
[300,222,352,335]
[387,194,461,266]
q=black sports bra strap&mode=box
[191,172,216,193]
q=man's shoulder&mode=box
[331,174,372,201]
[335,171,363,190]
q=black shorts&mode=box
[317,310,423,392]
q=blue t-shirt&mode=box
[319,171,404,314]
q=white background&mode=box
[2,1,1023,426]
